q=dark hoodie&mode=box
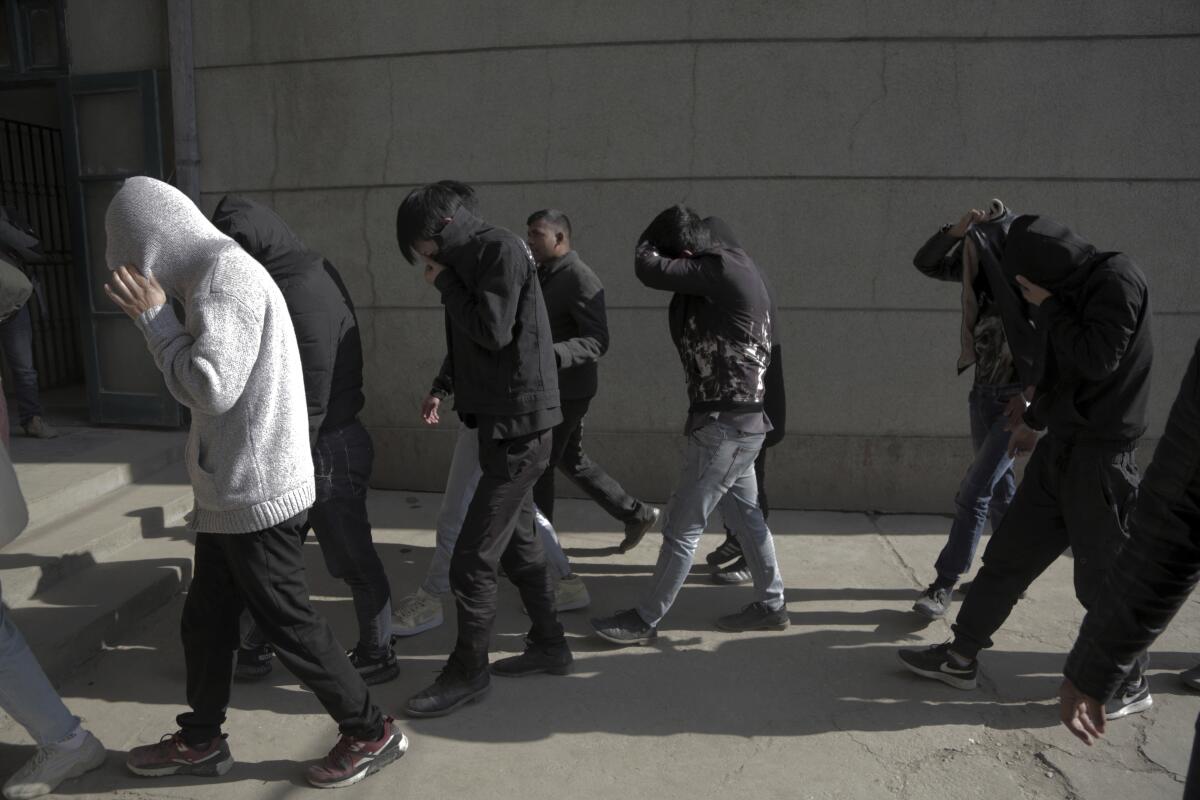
[430,207,560,421]
[212,196,365,444]
[1003,215,1153,444]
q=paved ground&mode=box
[0,491,1194,799]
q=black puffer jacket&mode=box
[635,239,772,416]
[1003,216,1153,444]
[212,196,365,444]
[431,207,559,418]
[1064,337,1200,701]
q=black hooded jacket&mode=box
[635,228,773,418]
[704,217,785,447]
[431,207,559,419]
[912,210,1042,387]
[212,196,365,444]
[1003,216,1153,444]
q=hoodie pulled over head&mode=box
[105,177,314,533]
[212,196,365,443]
[1002,215,1153,443]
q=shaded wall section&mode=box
[70,1,1200,511]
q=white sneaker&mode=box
[3,731,106,799]
[390,588,444,637]
[555,574,591,612]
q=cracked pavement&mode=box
[0,493,1194,799]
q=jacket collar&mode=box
[435,206,487,260]
[538,249,578,279]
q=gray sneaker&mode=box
[1105,677,1153,720]
[3,732,106,799]
[912,586,951,619]
[22,416,57,439]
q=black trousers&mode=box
[179,514,384,745]
[533,396,648,525]
[952,434,1148,684]
[449,428,565,674]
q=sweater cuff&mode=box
[134,303,180,341]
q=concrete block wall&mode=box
[67,1,1200,511]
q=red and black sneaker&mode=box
[126,732,233,777]
[306,717,407,789]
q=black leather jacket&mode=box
[1064,337,1200,700]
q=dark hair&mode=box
[436,180,479,214]
[395,183,466,264]
[526,208,572,239]
[638,204,711,258]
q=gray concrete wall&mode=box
[69,1,1200,511]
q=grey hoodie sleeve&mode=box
[136,295,264,416]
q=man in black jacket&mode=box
[590,205,787,644]
[899,216,1155,720]
[700,216,787,585]
[396,183,570,717]
[1059,337,1200,789]
[906,201,1041,619]
[212,196,397,685]
[526,208,660,559]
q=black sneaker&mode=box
[590,609,658,646]
[1105,677,1153,720]
[711,557,752,585]
[715,601,789,632]
[490,645,574,678]
[234,644,274,681]
[912,586,952,619]
[706,533,743,566]
[619,507,660,554]
[897,642,978,690]
[348,648,400,686]
[405,664,491,718]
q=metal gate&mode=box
[0,117,82,389]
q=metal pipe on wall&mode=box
[166,0,199,204]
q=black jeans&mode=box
[179,514,384,745]
[533,396,649,525]
[243,421,392,658]
[449,427,565,675]
[951,435,1148,683]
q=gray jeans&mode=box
[636,420,786,627]
[423,424,571,596]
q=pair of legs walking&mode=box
[240,421,395,683]
[0,304,53,438]
[393,422,582,637]
[902,435,1152,717]
[592,420,787,644]
[129,513,405,787]
[914,383,1020,618]
[406,426,569,717]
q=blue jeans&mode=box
[636,420,786,627]
[0,584,79,746]
[932,383,1021,588]
[0,304,42,425]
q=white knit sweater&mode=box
[105,177,314,533]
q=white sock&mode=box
[52,725,88,751]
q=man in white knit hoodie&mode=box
[103,178,405,789]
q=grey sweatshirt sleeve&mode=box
[136,295,264,416]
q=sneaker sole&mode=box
[308,732,409,789]
[592,628,657,647]
[234,665,273,682]
[897,654,977,690]
[404,685,491,718]
[390,616,444,638]
[1106,694,1153,720]
[715,617,789,633]
[127,753,234,778]
[711,573,752,586]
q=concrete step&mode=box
[0,462,193,605]
[7,427,186,530]
[8,533,195,685]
